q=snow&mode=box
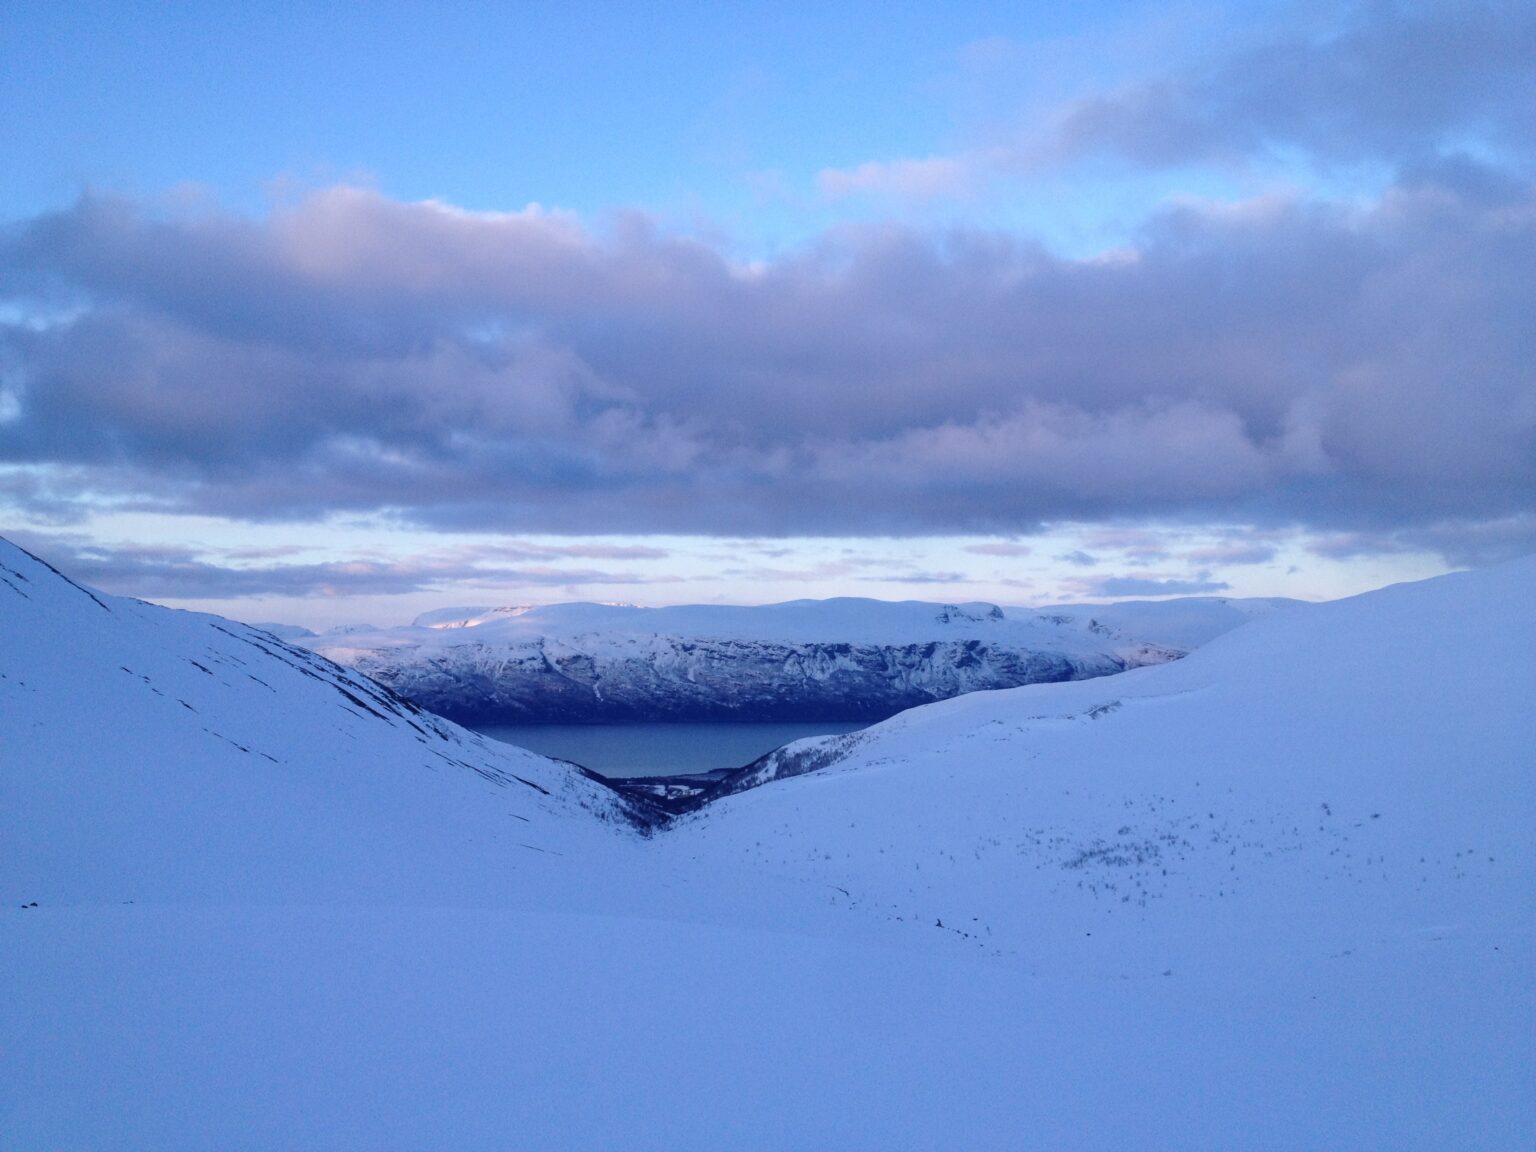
[411,603,537,628]
[1030,594,1303,649]
[0,538,638,906]
[297,595,1184,724]
[315,595,1160,648]
[4,538,1534,1150]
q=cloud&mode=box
[448,541,671,562]
[1080,530,1173,564]
[7,532,663,600]
[857,571,968,585]
[1056,550,1099,567]
[1183,543,1276,566]
[718,561,857,583]
[1050,1,1536,170]
[1,155,1533,562]
[817,156,974,202]
[964,541,1034,557]
[1307,514,1536,567]
[1080,572,1232,597]
[814,3,1536,217]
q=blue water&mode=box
[472,720,867,779]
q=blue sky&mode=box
[2,1,1532,625]
[3,2,1173,226]
[2,0,1290,268]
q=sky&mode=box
[2,0,1532,628]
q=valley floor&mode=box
[7,869,1530,1151]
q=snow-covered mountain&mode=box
[671,560,1535,870]
[6,542,1533,1150]
[0,536,649,907]
[298,597,1184,724]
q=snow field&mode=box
[4,540,1533,1149]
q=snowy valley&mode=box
[3,534,1533,1150]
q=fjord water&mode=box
[472,720,868,778]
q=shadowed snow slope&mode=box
[0,537,642,906]
[4,545,1534,1151]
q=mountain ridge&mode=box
[297,596,1193,724]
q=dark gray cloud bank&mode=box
[1,2,1532,566]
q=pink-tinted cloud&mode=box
[964,542,1034,557]
[2,156,1534,563]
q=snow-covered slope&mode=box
[1033,593,1302,649]
[671,561,1535,908]
[0,537,646,907]
[643,559,1536,1147]
[6,547,1533,1150]
[300,597,1181,724]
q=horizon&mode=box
[241,583,1314,637]
[3,521,1450,632]
[1,522,1439,634]
[3,1,1531,627]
